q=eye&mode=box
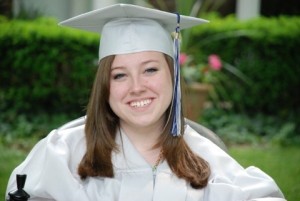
[112,73,126,80]
[145,67,158,74]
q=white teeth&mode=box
[130,99,151,108]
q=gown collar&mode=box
[111,128,188,201]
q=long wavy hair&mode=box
[78,54,210,189]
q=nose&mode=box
[130,75,146,95]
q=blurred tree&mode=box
[147,0,234,16]
[0,0,13,18]
[147,0,300,17]
[261,0,300,16]
[148,0,176,12]
[146,0,230,50]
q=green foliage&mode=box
[187,15,300,117]
[0,112,74,148]
[0,144,28,199]
[1,15,299,140]
[0,17,99,117]
[200,108,300,146]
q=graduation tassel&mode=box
[171,13,182,137]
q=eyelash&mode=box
[112,67,158,80]
[112,73,126,80]
[145,67,158,74]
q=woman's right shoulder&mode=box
[6,118,88,199]
[29,117,87,159]
[44,117,85,146]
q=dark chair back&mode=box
[185,119,227,152]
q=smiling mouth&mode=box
[130,99,152,108]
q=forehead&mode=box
[111,51,166,67]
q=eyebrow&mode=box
[111,66,125,70]
[141,59,160,65]
[111,59,160,70]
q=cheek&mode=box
[152,73,173,100]
[109,83,126,105]
[164,80,173,102]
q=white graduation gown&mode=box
[5,123,285,201]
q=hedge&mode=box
[1,15,299,119]
[0,17,99,116]
[187,15,300,116]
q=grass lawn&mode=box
[1,142,299,200]
[0,143,28,199]
[230,145,300,200]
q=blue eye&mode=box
[113,73,126,80]
[145,67,158,74]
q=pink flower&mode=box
[180,53,188,65]
[208,54,222,71]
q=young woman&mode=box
[6,4,285,201]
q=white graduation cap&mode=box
[59,4,208,136]
[59,3,208,60]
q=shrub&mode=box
[200,108,300,146]
[0,17,99,116]
[1,15,299,139]
[188,15,300,116]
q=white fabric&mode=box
[58,4,208,60]
[99,18,174,60]
[6,124,285,201]
[59,4,208,33]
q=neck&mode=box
[120,119,164,165]
[121,124,161,151]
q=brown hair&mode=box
[78,54,210,189]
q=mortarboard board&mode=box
[59,4,208,136]
[59,3,208,60]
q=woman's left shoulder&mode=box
[183,125,225,155]
[184,125,285,200]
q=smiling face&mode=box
[108,51,173,131]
